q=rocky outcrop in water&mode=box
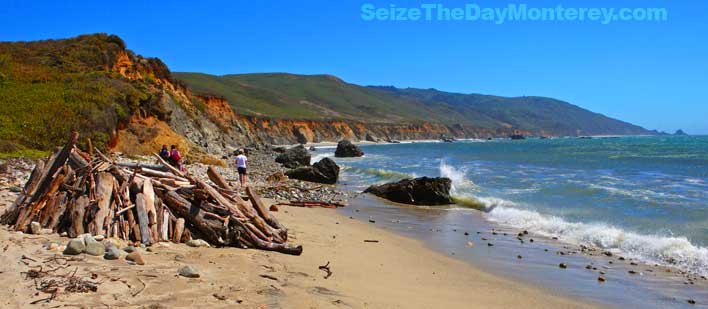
[275,145,311,168]
[364,177,453,205]
[335,140,364,157]
[285,158,339,184]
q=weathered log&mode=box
[153,153,189,179]
[173,218,185,243]
[68,196,88,238]
[46,192,68,231]
[135,193,153,245]
[116,162,169,172]
[207,166,232,190]
[142,180,159,240]
[163,190,229,246]
[69,150,89,170]
[92,172,114,236]
[160,208,169,241]
[247,187,287,233]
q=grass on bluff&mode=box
[0,34,164,158]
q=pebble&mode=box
[94,235,105,241]
[104,247,122,260]
[126,252,146,265]
[517,255,523,259]
[269,204,279,212]
[598,276,606,282]
[64,238,85,255]
[186,239,211,248]
[179,265,200,278]
[559,263,568,269]
[628,270,638,275]
[687,299,696,305]
[487,243,493,247]
[30,221,41,235]
[463,232,469,236]
[123,246,137,253]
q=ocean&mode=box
[312,136,708,306]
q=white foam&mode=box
[310,153,333,164]
[485,205,708,276]
[439,160,477,193]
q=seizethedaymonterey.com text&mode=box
[361,3,668,24]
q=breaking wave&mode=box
[486,206,708,276]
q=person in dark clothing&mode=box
[159,145,170,161]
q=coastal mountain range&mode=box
[0,33,653,160]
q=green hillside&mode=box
[175,72,651,136]
[0,33,169,157]
[173,72,449,123]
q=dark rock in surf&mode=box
[363,177,453,206]
[334,140,364,157]
[285,158,339,184]
[275,145,311,168]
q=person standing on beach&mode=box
[235,149,248,188]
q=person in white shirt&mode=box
[235,149,248,188]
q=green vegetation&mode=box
[175,72,650,136]
[0,34,168,157]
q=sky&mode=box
[2,0,706,134]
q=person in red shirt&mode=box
[169,145,184,171]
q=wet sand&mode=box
[0,192,592,308]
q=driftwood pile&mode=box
[0,133,302,255]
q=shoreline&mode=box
[0,193,593,308]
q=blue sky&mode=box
[2,0,706,133]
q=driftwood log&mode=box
[1,133,302,255]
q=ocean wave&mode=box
[486,206,708,276]
[347,167,415,181]
[439,160,477,193]
[310,153,333,164]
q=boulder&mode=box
[275,145,311,168]
[63,238,86,255]
[363,177,453,205]
[285,158,339,184]
[85,242,105,256]
[126,252,145,265]
[334,140,364,157]
[104,247,122,260]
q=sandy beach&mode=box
[0,190,593,308]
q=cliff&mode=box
[0,34,650,160]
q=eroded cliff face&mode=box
[105,44,526,157]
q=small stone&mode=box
[179,265,200,278]
[687,299,696,305]
[186,239,211,248]
[598,276,606,282]
[94,235,105,241]
[46,243,59,251]
[126,252,145,265]
[123,246,136,253]
[30,221,41,235]
[64,239,85,255]
[9,186,21,193]
[487,243,494,247]
[40,228,53,235]
[85,242,105,256]
[628,270,637,275]
[464,232,469,236]
[269,204,279,212]
[517,255,523,259]
[59,232,68,237]
[585,265,592,270]
[104,247,121,260]
[559,263,568,269]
